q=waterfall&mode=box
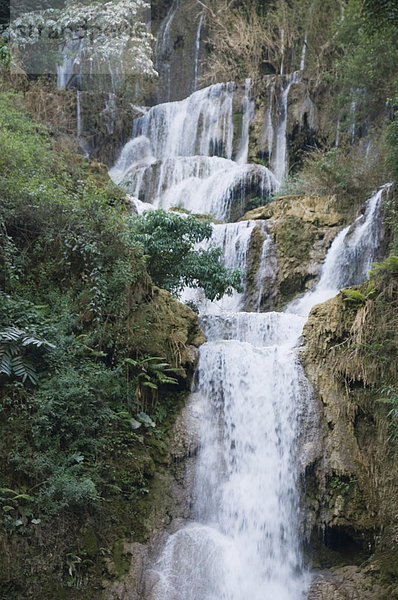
[193,14,204,92]
[110,71,389,598]
[76,90,82,137]
[143,183,388,600]
[110,82,278,220]
[335,117,340,147]
[236,79,255,165]
[300,34,308,71]
[287,184,392,316]
[181,220,270,313]
[272,72,300,184]
[155,0,178,102]
[264,81,275,163]
[56,36,83,89]
[102,93,116,135]
[350,99,356,144]
[300,2,313,72]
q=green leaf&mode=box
[136,412,156,428]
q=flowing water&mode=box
[109,82,278,220]
[143,183,388,600]
[193,14,204,92]
[109,73,389,599]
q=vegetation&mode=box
[0,89,207,597]
[0,0,397,596]
[129,209,243,300]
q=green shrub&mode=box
[129,209,243,300]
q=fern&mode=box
[0,327,55,384]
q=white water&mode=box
[288,184,391,316]
[272,72,300,183]
[193,14,204,92]
[110,82,278,219]
[145,183,387,600]
[300,34,308,71]
[102,93,116,135]
[265,82,276,163]
[109,73,388,600]
[181,220,268,313]
[236,79,255,165]
[57,37,82,89]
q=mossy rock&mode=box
[130,287,206,377]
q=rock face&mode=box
[308,568,387,600]
[102,393,202,600]
[301,280,398,599]
[151,0,208,103]
[242,194,348,310]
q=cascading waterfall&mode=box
[110,82,278,220]
[144,184,388,600]
[181,220,268,314]
[109,72,389,599]
[288,184,391,316]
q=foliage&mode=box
[4,0,156,86]
[377,386,398,441]
[124,355,179,413]
[361,0,398,34]
[129,209,243,300]
[0,326,54,384]
[202,0,343,83]
[279,141,387,206]
[0,89,196,546]
[370,256,398,277]
[386,96,398,185]
[0,38,10,68]
[332,269,398,387]
[330,0,398,128]
[342,286,376,306]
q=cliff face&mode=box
[242,194,349,310]
[301,272,398,599]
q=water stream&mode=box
[109,82,278,220]
[109,73,389,599]
[143,184,388,600]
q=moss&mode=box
[130,287,205,377]
[302,278,398,592]
[377,548,398,580]
[112,541,130,578]
[81,529,99,557]
[246,224,266,294]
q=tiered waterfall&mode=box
[111,75,389,599]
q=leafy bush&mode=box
[0,326,54,384]
[279,142,387,206]
[129,209,243,300]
